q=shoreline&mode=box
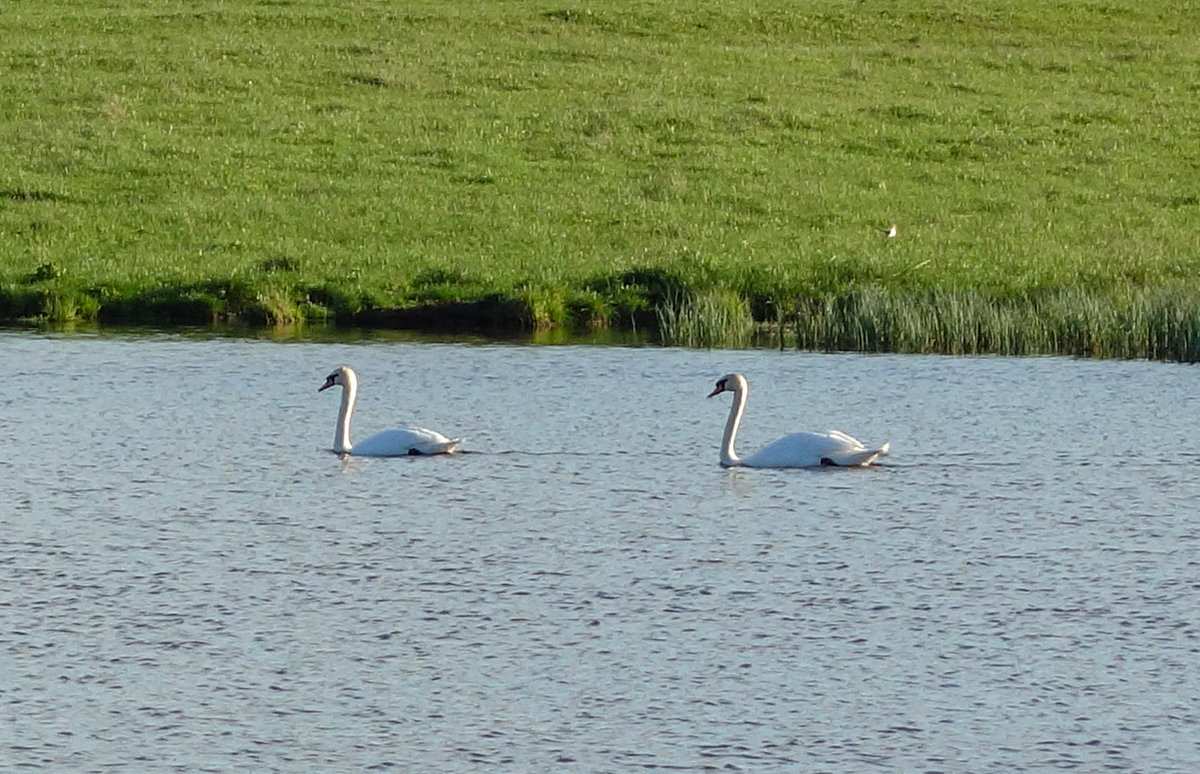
[6,278,1200,361]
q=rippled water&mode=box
[3,330,1200,772]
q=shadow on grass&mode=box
[0,189,73,203]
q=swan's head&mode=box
[319,365,356,393]
[708,373,746,398]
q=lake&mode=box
[3,329,1199,772]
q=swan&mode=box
[708,373,889,468]
[318,366,462,456]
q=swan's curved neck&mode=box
[334,375,357,453]
[721,381,747,467]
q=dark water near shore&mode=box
[3,330,1199,772]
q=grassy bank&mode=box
[2,1,1199,357]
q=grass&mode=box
[658,287,755,349]
[1,1,1198,357]
[784,286,1200,361]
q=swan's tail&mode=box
[825,442,889,467]
[433,438,464,455]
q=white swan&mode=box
[318,366,462,456]
[708,373,889,468]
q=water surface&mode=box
[2,331,1199,772]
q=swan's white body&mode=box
[709,373,889,468]
[319,366,462,457]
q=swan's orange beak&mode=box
[707,383,727,398]
[318,376,336,392]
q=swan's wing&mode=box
[817,430,889,465]
[352,427,462,457]
[822,429,867,449]
[744,431,887,468]
[823,441,890,467]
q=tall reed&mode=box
[658,288,755,349]
[784,287,1200,362]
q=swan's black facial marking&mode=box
[707,378,729,398]
[407,448,421,456]
[318,374,338,392]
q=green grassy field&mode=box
[2,1,1199,357]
